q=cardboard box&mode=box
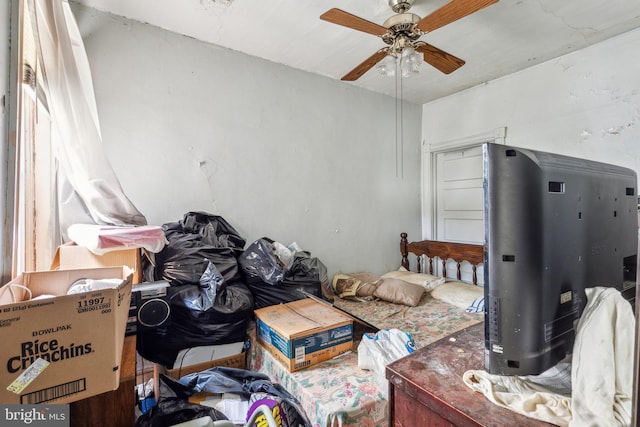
[50,243,144,335]
[164,351,247,380]
[50,243,143,284]
[0,266,133,404]
[171,341,245,370]
[164,341,246,379]
[254,298,353,372]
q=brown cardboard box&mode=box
[254,298,353,372]
[164,352,247,380]
[50,243,143,284]
[164,341,246,379]
[0,266,133,404]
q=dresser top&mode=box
[386,323,554,427]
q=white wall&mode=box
[70,4,423,279]
[422,27,640,234]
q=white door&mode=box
[434,145,485,244]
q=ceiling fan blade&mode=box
[342,50,388,81]
[415,43,465,74]
[417,0,499,33]
[320,8,388,37]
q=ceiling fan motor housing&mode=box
[389,0,415,13]
[382,13,422,45]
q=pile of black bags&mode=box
[238,237,329,308]
[138,212,329,367]
[139,212,254,367]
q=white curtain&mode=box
[34,0,147,227]
[14,0,146,274]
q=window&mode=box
[11,0,146,277]
[13,2,58,274]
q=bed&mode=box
[247,233,485,427]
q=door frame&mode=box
[421,127,507,240]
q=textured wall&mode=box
[422,28,640,170]
[71,4,423,278]
[421,28,640,234]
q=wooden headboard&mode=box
[400,232,484,285]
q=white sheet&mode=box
[463,287,635,426]
[569,287,635,426]
[33,0,147,233]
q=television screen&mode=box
[483,142,637,376]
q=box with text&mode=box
[254,298,353,372]
[0,266,133,404]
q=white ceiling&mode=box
[71,0,640,104]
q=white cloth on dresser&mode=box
[569,287,634,427]
[462,364,573,426]
[462,286,635,427]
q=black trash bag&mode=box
[135,374,228,427]
[174,211,246,252]
[137,277,254,367]
[154,239,242,287]
[239,238,330,308]
[239,238,287,286]
[283,252,329,289]
[146,212,246,286]
[179,367,312,427]
[199,259,225,303]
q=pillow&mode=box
[373,278,425,307]
[381,267,446,292]
[332,272,381,299]
[430,281,484,310]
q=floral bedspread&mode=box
[247,293,483,427]
[332,293,483,348]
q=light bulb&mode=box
[376,54,397,76]
[401,46,416,59]
[400,47,421,77]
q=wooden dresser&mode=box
[386,323,554,427]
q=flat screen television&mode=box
[483,142,638,376]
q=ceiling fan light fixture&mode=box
[376,53,397,76]
[403,45,422,65]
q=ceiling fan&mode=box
[320,0,498,81]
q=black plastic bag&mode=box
[138,213,253,366]
[173,211,246,252]
[239,238,329,308]
[146,212,246,286]
[134,374,228,427]
[179,367,311,427]
[239,238,287,285]
[137,281,254,367]
[284,252,329,287]
[155,239,242,287]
